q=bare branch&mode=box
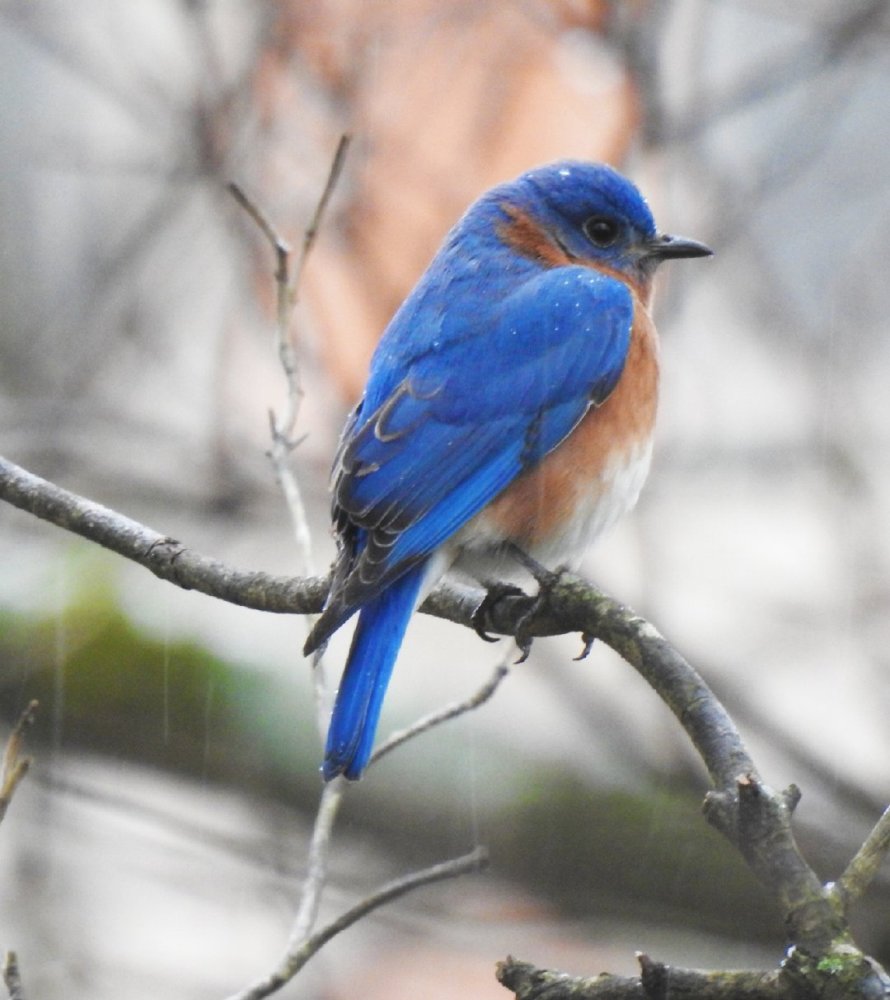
[0,453,328,614]
[0,701,38,826]
[228,178,310,569]
[498,953,780,999]
[835,804,890,908]
[370,655,510,769]
[498,945,890,1000]
[463,574,852,962]
[293,133,350,295]
[286,780,344,946]
[225,846,488,1000]
[230,135,349,576]
[231,136,351,740]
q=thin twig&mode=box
[225,846,488,1000]
[228,178,310,569]
[230,136,351,734]
[228,135,349,574]
[292,133,350,294]
[277,642,504,985]
[835,804,890,906]
[0,701,38,826]
[286,780,345,945]
[227,183,291,259]
[2,951,25,1000]
[370,657,511,770]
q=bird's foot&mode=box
[503,545,596,663]
[473,546,596,663]
[471,580,541,663]
[471,582,528,643]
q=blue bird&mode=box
[305,160,711,780]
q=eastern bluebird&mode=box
[305,160,711,780]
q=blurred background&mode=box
[1,1,889,997]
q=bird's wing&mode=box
[309,266,633,646]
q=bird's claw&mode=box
[475,549,592,664]
[502,546,571,663]
[513,620,535,664]
[511,579,556,664]
[472,582,527,642]
[574,632,596,660]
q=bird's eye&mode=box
[582,216,620,248]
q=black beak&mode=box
[645,232,713,261]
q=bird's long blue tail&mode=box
[322,562,427,781]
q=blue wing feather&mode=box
[342,269,630,514]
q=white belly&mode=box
[449,436,653,579]
[529,436,653,566]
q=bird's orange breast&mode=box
[468,301,659,551]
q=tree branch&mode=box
[835,804,890,908]
[0,453,328,614]
[225,846,488,1000]
[4,453,889,996]
[497,954,779,1000]
[229,137,351,740]
[498,945,890,999]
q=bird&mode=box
[305,160,712,781]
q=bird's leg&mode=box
[502,544,596,663]
[502,543,559,586]
[471,545,596,661]
[499,544,560,662]
[470,542,547,643]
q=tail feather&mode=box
[322,562,427,781]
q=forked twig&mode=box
[227,176,307,567]
[293,133,350,294]
[229,134,351,737]
[225,846,488,1000]
[227,134,350,577]
[222,652,506,1000]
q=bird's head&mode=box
[495,160,712,290]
